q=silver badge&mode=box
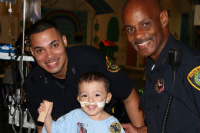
[155,78,164,93]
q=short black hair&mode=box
[28,19,62,43]
[78,72,110,92]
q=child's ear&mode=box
[106,92,112,104]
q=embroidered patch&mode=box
[77,122,87,133]
[109,122,121,133]
[106,56,121,72]
[154,78,164,93]
[187,66,200,91]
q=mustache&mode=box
[133,37,153,45]
[46,58,58,64]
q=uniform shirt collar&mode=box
[65,51,80,80]
[151,34,176,72]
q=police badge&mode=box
[106,56,121,72]
[155,78,164,93]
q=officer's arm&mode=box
[123,88,145,128]
[37,125,42,133]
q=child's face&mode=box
[77,81,111,119]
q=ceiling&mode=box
[41,0,114,14]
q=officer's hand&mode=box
[137,126,147,133]
[122,123,137,133]
[122,123,147,133]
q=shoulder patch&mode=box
[187,66,200,91]
[109,122,121,133]
[106,56,121,72]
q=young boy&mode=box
[38,72,125,133]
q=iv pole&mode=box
[14,0,36,132]
[22,0,26,57]
[18,0,26,132]
[0,0,35,132]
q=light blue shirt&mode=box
[42,109,125,133]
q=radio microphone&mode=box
[169,48,182,72]
[162,48,182,133]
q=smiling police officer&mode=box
[23,19,145,133]
[122,0,200,132]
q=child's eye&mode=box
[95,94,100,97]
[81,94,87,97]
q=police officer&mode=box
[122,0,200,132]
[23,19,145,133]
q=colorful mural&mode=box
[107,17,119,42]
[42,9,88,45]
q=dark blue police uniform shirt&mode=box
[140,35,200,133]
[23,45,134,124]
